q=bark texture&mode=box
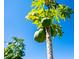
[46,27,53,59]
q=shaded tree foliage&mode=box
[4,37,25,59]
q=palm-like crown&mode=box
[26,0,73,42]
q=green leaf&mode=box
[33,19,39,25]
[4,37,25,59]
[37,23,42,29]
[55,16,60,23]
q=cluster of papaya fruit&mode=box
[34,18,63,43]
[34,18,51,43]
[34,28,46,43]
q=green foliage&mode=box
[34,28,46,43]
[4,37,25,59]
[51,24,63,38]
[57,4,73,20]
[26,0,73,28]
[26,0,73,41]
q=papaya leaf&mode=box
[33,19,39,25]
[55,16,60,23]
[37,23,42,29]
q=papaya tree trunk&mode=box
[46,26,53,59]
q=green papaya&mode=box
[34,28,46,43]
[41,18,51,27]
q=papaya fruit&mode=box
[34,28,46,43]
[41,18,51,27]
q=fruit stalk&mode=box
[46,26,53,59]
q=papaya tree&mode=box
[4,37,25,59]
[26,0,73,59]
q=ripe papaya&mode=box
[34,28,46,43]
[41,18,51,27]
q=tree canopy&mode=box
[26,0,73,28]
[26,0,73,42]
[4,37,25,59]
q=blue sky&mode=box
[4,0,74,59]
